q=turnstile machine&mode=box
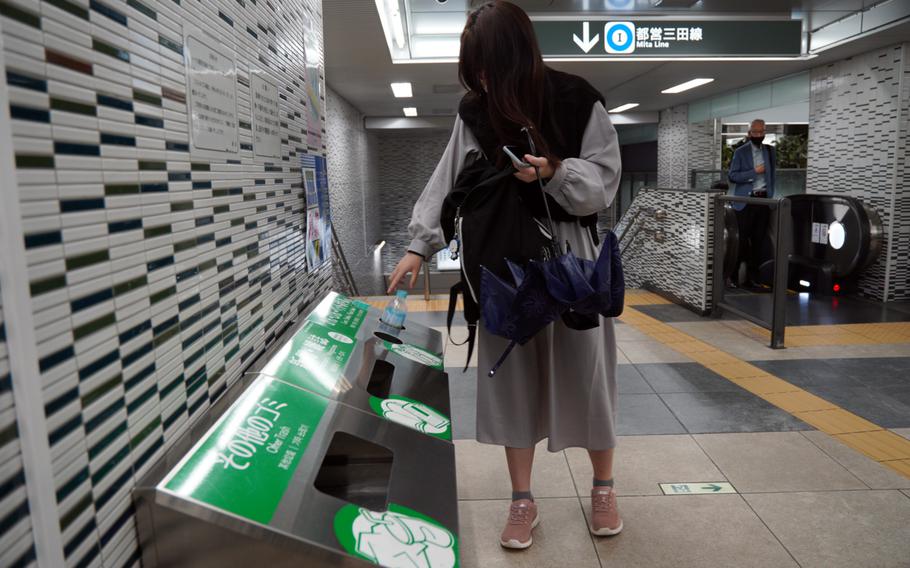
[134,292,459,567]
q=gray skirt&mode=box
[475,219,619,452]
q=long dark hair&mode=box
[459,1,559,167]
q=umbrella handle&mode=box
[488,341,518,377]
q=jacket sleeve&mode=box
[406,115,480,259]
[728,146,755,185]
[542,102,621,216]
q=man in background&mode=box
[728,119,776,286]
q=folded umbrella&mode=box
[479,232,624,377]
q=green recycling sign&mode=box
[262,319,359,396]
[160,376,328,523]
[369,395,452,441]
[383,341,444,370]
[306,292,370,336]
[334,503,459,567]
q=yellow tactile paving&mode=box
[623,290,671,305]
[759,391,839,413]
[619,304,910,479]
[743,321,910,346]
[835,431,910,462]
[881,459,910,477]
[793,408,882,435]
[356,296,462,313]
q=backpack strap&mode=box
[447,282,477,373]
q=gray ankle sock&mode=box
[512,491,534,502]
[593,478,614,488]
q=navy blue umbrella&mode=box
[479,233,624,377]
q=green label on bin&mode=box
[368,395,452,441]
[161,376,328,524]
[262,319,359,396]
[383,341,445,370]
[306,292,370,336]
[334,502,459,567]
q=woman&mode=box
[387,1,622,550]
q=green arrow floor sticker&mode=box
[334,503,459,567]
[383,341,444,370]
[369,395,452,441]
[659,482,736,495]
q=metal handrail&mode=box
[330,223,359,297]
[711,195,791,349]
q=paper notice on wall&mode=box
[184,29,239,154]
[250,72,282,158]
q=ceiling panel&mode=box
[324,1,909,121]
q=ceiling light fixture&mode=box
[403,107,418,117]
[661,78,715,94]
[608,103,639,113]
[391,82,413,98]
[386,0,406,49]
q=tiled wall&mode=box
[807,43,910,301]
[377,130,451,273]
[657,105,717,189]
[0,0,330,565]
[0,287,38,568]
[615,188,716,312]
[325,87,384,295]
[657,105,688,188]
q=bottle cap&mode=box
[396,290,408,299]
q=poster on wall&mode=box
[183,27,239,155]
[250,71,282,158]
[302,154,332,270]
[302,7,324,150]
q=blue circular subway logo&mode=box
[605,22,635,54]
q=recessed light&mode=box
[403,107,417,117]
[391,82,413,98]
[608,103,639,113]
[661,78,715,94]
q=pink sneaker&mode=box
[499,499,540,549]
[590,487,623,536]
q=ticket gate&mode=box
[134,292,459,568]
[786,194,883,295]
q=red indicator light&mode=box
[833,283,841,293]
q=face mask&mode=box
[750,136,765,146]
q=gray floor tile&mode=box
[745,490,910,568]
[451,395,476,440]
[455,440,576,500]
[826,357,910,388]
[660,391,812,434]
[457,498,600,568]
[805,385,910,429]
[693,432,867,492]
[617,364,654,394]
[407,310,454,327]
[616,394,686,435]
[903,489,910,499]
[587,495,798,568]
[614,323,652,342]
[634,303,709,323]
[446,367,477,400]
[800,431,910,490]
[751,359,863,388]
[565,435,725,496]
[892,428,910,441]
[618,341,692,364]
[636,362,743,393]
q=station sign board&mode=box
[533,20,803,58]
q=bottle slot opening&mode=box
[313,431,393,512]
[373,331,403,344]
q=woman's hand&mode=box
[513,154,555,183]
[387,252,424,294]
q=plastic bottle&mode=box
[380,290,409,329]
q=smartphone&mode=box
[503,145,531,168]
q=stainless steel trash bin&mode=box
[134,292,459,567]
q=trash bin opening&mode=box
[367,360,395,399]
[313,432,393,512]
[373,331,403,344]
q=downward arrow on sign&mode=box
[573,22,599,53]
